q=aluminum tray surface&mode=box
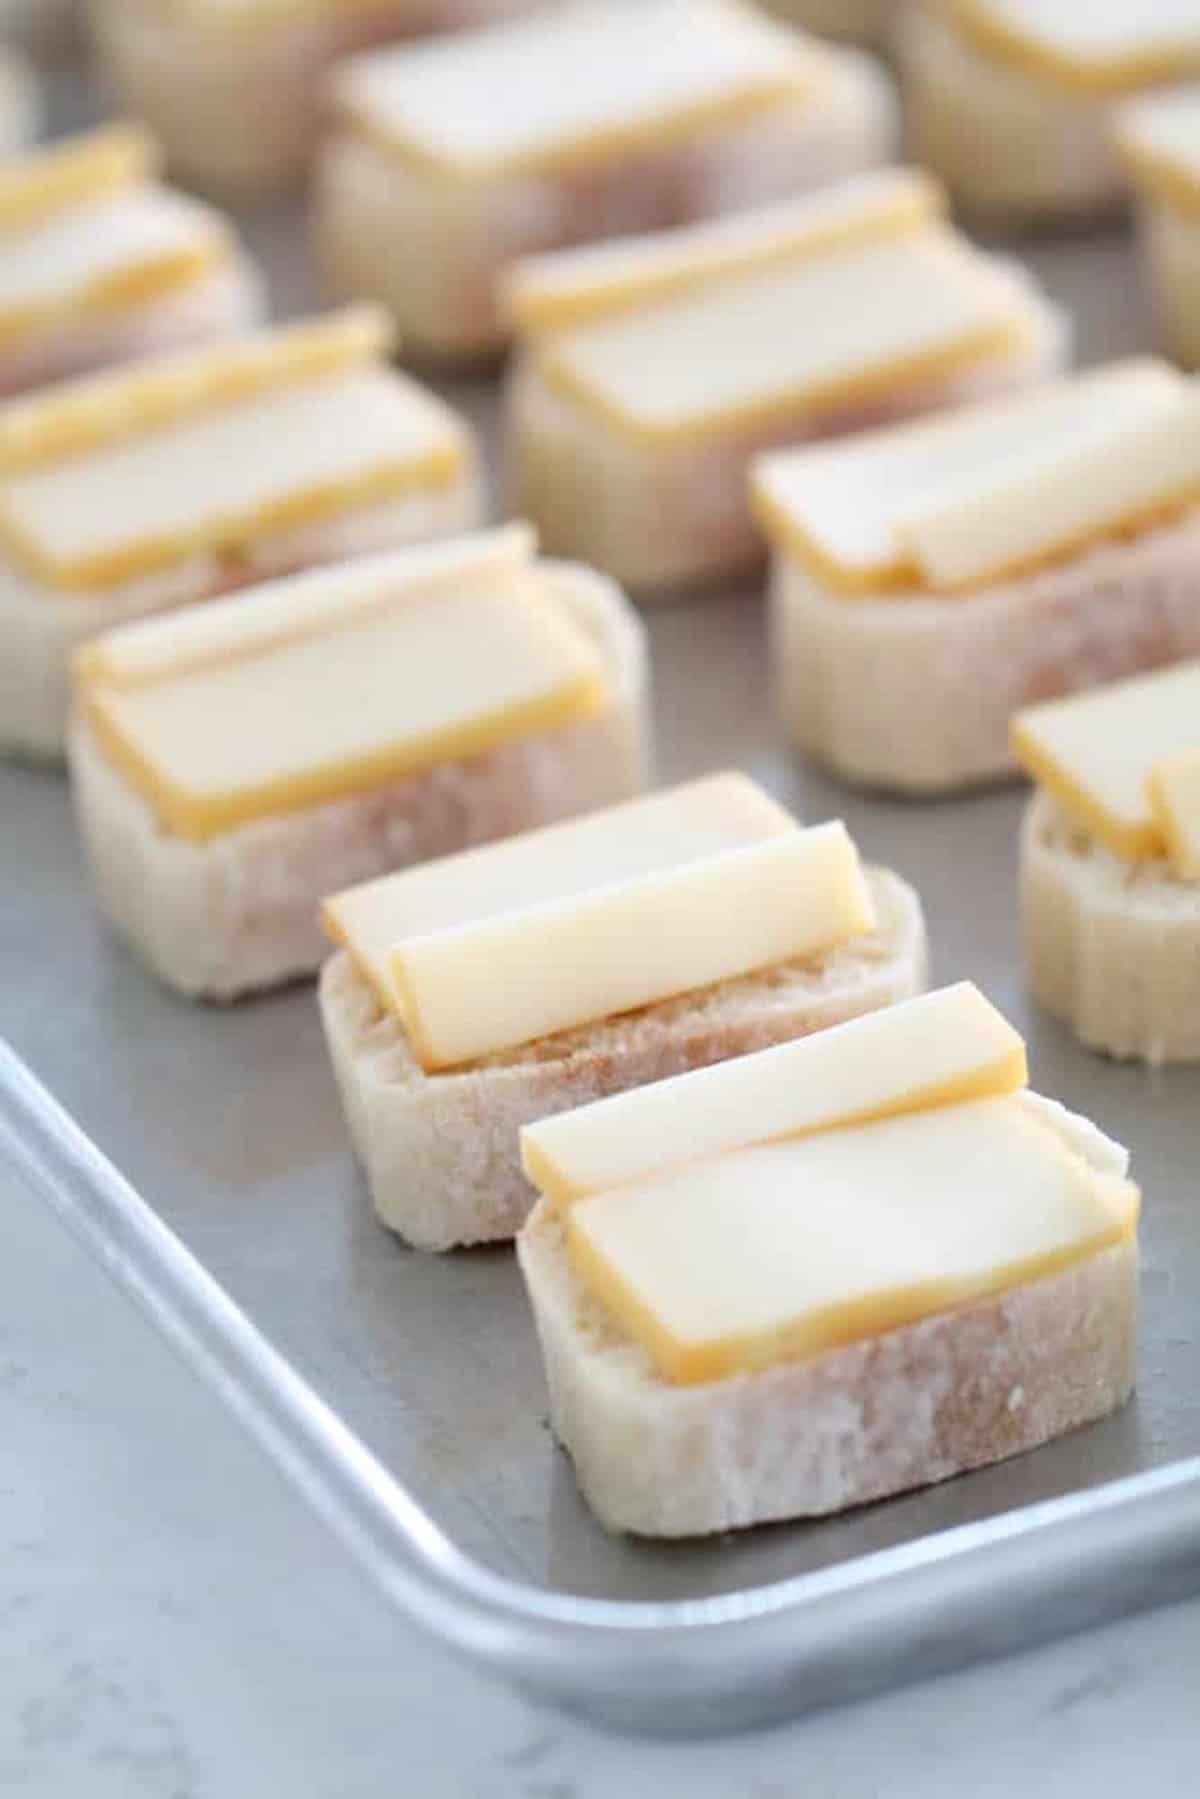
[3,70,1200,1734]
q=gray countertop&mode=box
[4,1158,1199,1797]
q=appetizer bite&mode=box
[1013,662,1200,1065]
[1117,88,1200,369]
[70,525,648,1002]
[0,44,38,157]
[90,0,539,194]
[518,985,1139,1537]
[317,0,897,361]
[899,0,1200,221]
[762,0,890,49]
[0,306,481,761]
[757,359,1200,793]
[506,168,1065,596]
[319,773,927,1251]
[0,125,263,400]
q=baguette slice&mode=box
[1021,791,1200,1065]
[319,863,927,1251]
[518,1092,1136,1537]
[70,561,648,1001]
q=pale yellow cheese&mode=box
[522,983,1027,1208]
[504,169,945,337]
[333,0,824,181]
[946,0,1200,95]
[566,1095,1139,1385]
[1116,88,1200,216]
[1148,750,1200,880]
[899,382,1200,592]
[0,337,468,594]
[752,360,1184,594]
[0,186,233,351]
[539,227,1039,444]
[0,305,392,475]
[76,523,536,687]
[84,565,608,841]
[1011,660,1200,863]
[0,125,159,234]
[324,773,798,1003]
[323,774,875,1067]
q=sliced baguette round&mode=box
[770,511,1200,794]
[69,560,649,1000]
[319,865,928,1252]
[1021,791,1200,1065]
[517,1093,1137,1537]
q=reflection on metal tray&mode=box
[3,69,1200,1735]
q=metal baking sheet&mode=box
[3,60,1200,1735]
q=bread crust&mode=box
[70,562,649,1000]
[1021,791,1200,1064]
[319,864,927,1250]
[770,511,1200,793]
[517,1093,1137,1537]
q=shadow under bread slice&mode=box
[318,772,927,1251]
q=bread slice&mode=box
[319,864,927,1252]
[770,509,1200,794]
[1021,791,1200,1064]
[70,561,649,1000]
[518,1092,1137,1537]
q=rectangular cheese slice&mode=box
[504,169,945,336]
[82,552,608,841]
[76,523,536,686]
[900,384,1200,593]
[522,982,1027,1207]
[1012,660,1200,863]
[566,1095,1140,1385]
[947,0,1200,93]
[0,311,469,592]
[1117,88,1200,213]
[333,0,823,180]
[323,773,876,1067]
[1148,751,1200,881]
[0,125,156,234]
[539,227,1040,443]
[753,360,1184,593]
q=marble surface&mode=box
[3,1161,1199,1797]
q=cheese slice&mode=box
[504,169,945,336]
[1117,88,1200,215]
[333,0,825,181]
[753,360,1184,594]
[0,125,157,235]
[0,311,470,593]
[76,523,536,687]
[566,1095,1140,1385]
[900,384,1200,593]
[1148,750,1200,880]
[83,556,608,841]
[1011,660,1200,863]
[323,774,875,1067]
[539,227,1042,443]
[522,983,1027,1208]
[945,0,1200,95]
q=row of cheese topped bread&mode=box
[69,524,649,999]
[317,0,898,358]
[756,359,1200,793]
[502,166,1064,593]
[900,0,1200,222]
[1013,661,1200,1066]
[0,124,263,400]
[0,304,481,759]
[515,983,1139,1535]
[91,0,544,193]
[317,770,926,1249]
